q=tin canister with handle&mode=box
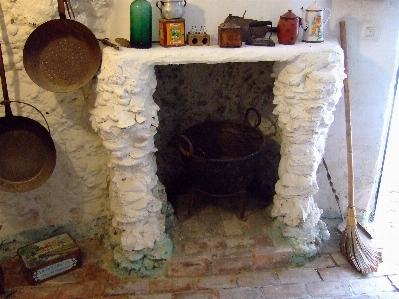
[301,1,331,43]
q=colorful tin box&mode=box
[17,233,82,285]
[159,18,185,47]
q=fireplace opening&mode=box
[152,62,280,220]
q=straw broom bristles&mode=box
[339,21,382,274]
[339,207,382,274]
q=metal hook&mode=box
[64,0,75,19]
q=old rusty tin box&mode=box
[218,23,242,48]
[17,233,82,285]
[159,18,186,47]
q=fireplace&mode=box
[90,42,345,270]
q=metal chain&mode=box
[322,157,344,219]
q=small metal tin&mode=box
[218,23,242,48]
[17,233,82,285]
[159,18,186,47]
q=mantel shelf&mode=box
[103,39,342,66]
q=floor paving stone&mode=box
[262,283,308,299]
[276,268,322,284]
[330,252,351,266]
[305,280,352,297]
[349,276,396,295]
[218,287,266,299]
[194,274,237,289]
[104,279,149,296]
[57,281,104,299]
[11,286,59,299]
[237,270,280,287]
[149,277,193,293]
[167,256,211,277]
[221,215,244,236]
[318,264,363,281]
[301,254,337,269]
[211,251,253,274]
[126,294,172,299]
[172,290,220,299]
[376,292,399,299]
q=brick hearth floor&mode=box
[2,188,399,299]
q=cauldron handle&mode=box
[178,134,194,157]
[245,107,261,128]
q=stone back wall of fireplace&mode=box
[152,62,280,199]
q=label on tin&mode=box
[32,258,78,282]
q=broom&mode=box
[339,21,382,274]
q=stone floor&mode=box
[1,187,398,299]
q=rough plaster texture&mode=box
[0,0,111,241]
[272,51,345,255]
[0,0,397,270]
[91,43,345,261]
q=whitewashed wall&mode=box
[0,0,397,245]
[0,0,112,242]
[317,0,399,220]
[106,0,331,44]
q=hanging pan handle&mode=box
[0,100,52,133]
[245,107,262,128]
[0,42,12,117]
[178,134,194,157]
[58,0,67,19]
[0,43,51,132]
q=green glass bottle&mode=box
[130,0,152,49]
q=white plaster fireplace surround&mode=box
[90,41,345,268]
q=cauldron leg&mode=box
[0,265,4,294]
[239,193,246,220]
[188,188,195,217]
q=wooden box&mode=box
[218,23,242,48]
[187,33,210,46]
[17,233,82,285]
[159,18,185,47]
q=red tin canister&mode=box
[277,10,300,45]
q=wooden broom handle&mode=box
[339,21,355,208]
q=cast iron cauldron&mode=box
[178,108,265,195]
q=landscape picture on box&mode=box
[18,233,78,269]
[167,23,184,45]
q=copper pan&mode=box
[0,43,56,193]
[23,0,101,93]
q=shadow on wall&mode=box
[0,83,110,259]
[316,15,394,220]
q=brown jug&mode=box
[277,10,300,45]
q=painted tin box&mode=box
[17,233,82,285]
[159,18,185,47]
